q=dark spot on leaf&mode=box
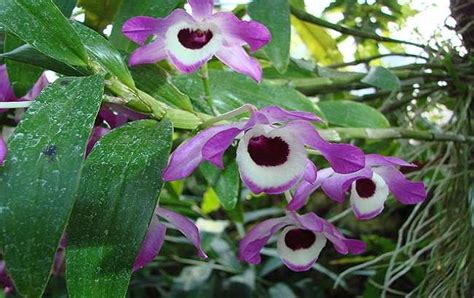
[59,79,71,86]
[42,145,57,161]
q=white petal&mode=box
[165,21,223,68]
[236,125,307,193]
[350,172,389,219]
[277,226,327,270]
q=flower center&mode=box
[178,28,213,49]
[247,135,289,166]
[355,178,376,198]
[284,229,316,250]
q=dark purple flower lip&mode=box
[178,28,213,49]
[284,228,316,250]
[355,178,376,198]
[247,135,289,167]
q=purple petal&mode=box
[189,0,214,19]
[215,45,262,82]
[86,126,110,156]
[129,39,167,66]
[201,125,244,168]
[292,212,325,232]
[0,137,7,165]
[239,216,289,264]
[303,160,317,184]
[162,124,241,181]
[286,120,365,174]
[258,106,323,123]
[99,104,146,129]
[321,166,373,203]
[20,73,49,101]
[287,168,333,211]
[133,215,167,272]
[352,206,384,221]
[0,64,17,113]
[122,11,195,45]
[168,51,211,73]
[322,221,365,255]
[375,166,427,204]
[156,207,207,258]
[366,154,416,168]
[209,12,271,52]
[241,172,301,195]
[0,261,14,293]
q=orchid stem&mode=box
[284,191,292,203]
[199,104,256,129]
[0,101,33,109]
[200,63,218,115]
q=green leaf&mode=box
[0,75,104,297]
[66,120,173,298]
[172,70,322,117]
[291,16,343,65]
[318,100,390,128]
[361,66,401,91]
[110,0,184,52]
[52,0,76,17]
[72,21,135,89]
[131,64,193,111]
[4,34,43,97]
[0,0,89,66]
[0,44,88,76]
[201,188,220,214]
[248,0,290,72]
[269,283,296,298]
[77,0,124,32]
[200,154,240,210]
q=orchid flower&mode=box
[133,207,207,271]
[122,0,271,82]
[162,105,365,195]
[239,211,366,272]
[0,261,14,294]
[0,64,49,165]
[288,154,427,220]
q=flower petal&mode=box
[258,106,323,123]
[0,261,14,294]
[156,207,207,258]
[288,168,332,211]
[162,124,241,181]
[209,12,271,51]
[321,166,373,203]
[189,0,214,19]
[277,226,327,272]
[215,45,262,82]
[286,120,365,174]
[168,51,210,73]
[20,73,48,101]
[366,154,416,168]
[0,137,7,165]
[236,125,307,194]
[0,65,17,113]
[343,239,367,254]
[122,10,195,45]
[239,216,289,264]
[350,173,389,220]
[292,212,325,232]
[129,39,168,66]
[86,126,110,156]
[374,166,427,204]
[201,125,244,168]
[303,159,317,184]
[133,215,167,272]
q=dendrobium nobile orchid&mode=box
[162,105,365,195]
[288,154,427,220]
[122,0,271,82]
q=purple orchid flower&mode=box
[122,0,271,82]
[162,105,365,195]
[239,211,366,272]
[288,154,427,220]
[133,207,207,271]
[0,64,49,165]
[0,261,14,294]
